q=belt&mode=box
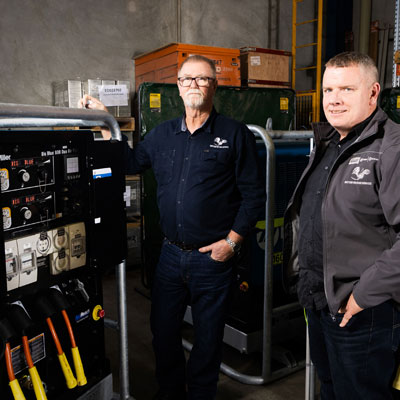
[166,239,208,251]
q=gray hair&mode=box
[325,51,379,83]
[178,55,217,79]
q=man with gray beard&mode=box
[81,55,265,400]
[128,55,264,400]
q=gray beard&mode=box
[183,91,205,109]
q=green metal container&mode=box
[380,87,400,124]
[137,82,296,285]
[138,82,296,136]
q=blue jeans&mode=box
[307,302,400,400]
[150,241,235,400]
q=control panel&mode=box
[0,133,91,295]
[0,130,125,400]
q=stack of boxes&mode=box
[134,42,241,90]
[134,43,292,90]
[53,79,131,117]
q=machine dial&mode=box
[20,206,32,221]
[18,169,30,183]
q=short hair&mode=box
[325,51,379,84]
[178,55,217,79]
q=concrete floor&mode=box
[102,267,308,400]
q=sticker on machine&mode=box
[93,168,112,179]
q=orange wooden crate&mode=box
[134,43,240,90]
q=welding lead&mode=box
[0,318,25,399]
[6,342,26,400]
[22,335,47,400]
[61,310,87,386]
[46,317,77,389]
[35,295,77,389]
[49,288,87,386]
[6,342,26,399]
[8,304,47,400]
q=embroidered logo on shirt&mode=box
[210,137,229,149]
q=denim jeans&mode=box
[150,241,235,400]
[307,301,400,400]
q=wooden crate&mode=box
[240,47,291,88]
[134,43,240,90]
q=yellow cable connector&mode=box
[28,366,47,400]
[57,352,77,389]
[71,346,87,386]
[9,379,26,400]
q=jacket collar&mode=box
[312,107,388,146]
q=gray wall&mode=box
[0,0,290,106]
[0,0,396,106]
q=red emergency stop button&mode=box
[92,305,105,321]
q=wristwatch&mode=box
[225,237,240,253]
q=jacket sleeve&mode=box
[353,142,400,308]
[230,125,266,237]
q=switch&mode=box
[68,223,86,270]
[16,236,38,287]
[92,305,105,321]
[4,240,19,291]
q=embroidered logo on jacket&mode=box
[351,167,370,180]
[344,166,372,185]
[349,156,379,165]
[210,137,229,149]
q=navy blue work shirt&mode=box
[124,108,265,245]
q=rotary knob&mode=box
[18,169,30,183]
[20,206,32,221]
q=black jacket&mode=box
[283,108,400,314]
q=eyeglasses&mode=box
[177,76,215,87]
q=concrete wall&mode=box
[0,0,396,106]
[0,0,289,106]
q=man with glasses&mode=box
[80,55,264,399]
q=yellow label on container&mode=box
[280,97,289,111]
[150,93,161,109]
[397,96,400,109]
[255,217,283,230]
